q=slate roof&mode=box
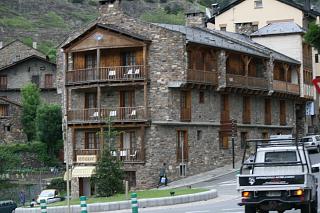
[210,0,320,22]
[0,40,46,70]
[251,22,305,36]
[0,55,56,72]
[155,23,300,64]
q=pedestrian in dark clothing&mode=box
[158,163,167,187]
[19,191,25,206]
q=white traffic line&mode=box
[185,211,210,213]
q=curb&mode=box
[15,190,217,213]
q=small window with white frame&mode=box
[254,0,263,8]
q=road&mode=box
[102,152,320,213]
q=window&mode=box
[199,91,204,104]
[0,104,8,116]
[219,132,229,149]
[45,74,53,88]
[0,75,7,89]
[123,52,136,66]
[264,99,271,125]
[254,0,263,8]
[243,96,251,124]
[279,100,286,125]
[262,132,268,139]
[315,54,319,63]
[241,132,247,149]
[197,130,202,140]
[265,151,297,162]
[85,52,97,69]
[177,130,188,162]
[220,27,226,31]
[85,132,99,149]
[85,93,97,109]
[31,75,40,87]
[4,125,11,132]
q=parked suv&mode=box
[0,200,17,213]
[300,135,320,153]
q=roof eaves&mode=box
[0,97,22,107]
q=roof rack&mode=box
[240,137,309,174]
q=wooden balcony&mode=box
[187,69,218,85]
[273,80,300,95]
[66,65,146,85]
[74,148,144,163]
[180,108,191,122]
[67,106,147,124]
[226,74,268,90]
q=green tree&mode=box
[305,22,320,52]
[92,148,124,197]
[21,83,41,141]
[91,117,124,197]
[36,104,62,155]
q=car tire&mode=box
[245,205,256,213]
[11,210,15,213]
[317,146,320,153]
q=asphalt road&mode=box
[102,151,320,213]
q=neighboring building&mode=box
[209,0,320,134]
[0,40,60,104]
[209,0,320,33]
[250,22,316,131]
[0,40,61,143]
[0,97,26,143]
[58,0,304,197]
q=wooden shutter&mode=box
[0,75,7,89]
[73,52,85,70]
[45,74,53,88]
[279,100,286,125]
[264,99,271,125]
[248,59,257,77]
[136,50,143,65]
[0,104,8,116]
[243,96,251,124]
[180,91,191,121]
[219,132,229,149]
[286,68,292,82]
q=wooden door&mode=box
[242,96,251,124]
[264,99,271,125]
[180,91,191,121]
[280,100,286,125]
[119,91,135,120]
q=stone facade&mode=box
[0,40,61,143]
[58,0,304,197]
[0,98,26,143]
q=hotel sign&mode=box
[77,155,97,163]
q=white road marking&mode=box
[185,211,210,213]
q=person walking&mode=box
[19,191,25,206]
[158,163,167,187]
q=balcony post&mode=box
[97,48,100,81]
[283,63,289,92]
[97,86,101,119]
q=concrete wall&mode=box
[212,0,304,32]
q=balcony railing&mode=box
[187,69,218,85]
[74,148,144,163]
[67,106,147,123]
[226,74,268,90]
[66,65,146,84]
[180,108,191,122]
[273,80,300,95]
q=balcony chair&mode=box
[129,109,136,119]
[134,69,140,77]
[91,111,99,119]
[108,70,116,79]
[130,150,137,160]
[109,110,117,117]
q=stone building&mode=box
[58,0,304,197]
[0,40,61,143]
[0,97,26,143]
[0,40,60,104]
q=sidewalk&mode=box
[162,161,242,189]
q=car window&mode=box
[301,137,312,142]
[265,151,297,162]
[316,136,320,141]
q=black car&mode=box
[0,200,17,213]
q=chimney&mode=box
[32,42,37,49]
[99,0,122,15]
[304,0,310,11]
[0,41,3,49]
[185,11,206,28]
[212,3,220,15]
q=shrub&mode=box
[49,178,66,192]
